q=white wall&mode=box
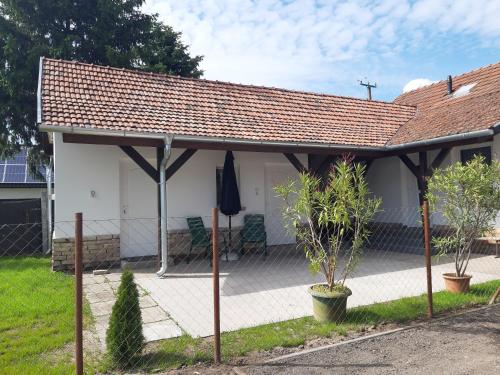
[53,133,121,238]
[0,187,45,200]
[367,157,402,209]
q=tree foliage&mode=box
[0,0,202,162]
[275,159,382,291]
[106,268,144,367]
[427,155,500,277]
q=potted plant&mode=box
[275,159,381,322]
[427,155,500,293]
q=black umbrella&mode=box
[220,151,241,259]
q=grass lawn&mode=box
[109,279,500,373]
[0,257,82,375]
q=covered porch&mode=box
[53,129,495,269]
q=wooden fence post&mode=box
[75,212,83,375]
[212,208,221,364]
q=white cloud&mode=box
[143,0,500,99]
[402,78,437,93]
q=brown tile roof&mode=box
[40,58,416,148]
[390,62,500,145]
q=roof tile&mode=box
[40,58,415,148]
[391,62,500,144]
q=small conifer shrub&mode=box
[106,268,144,367]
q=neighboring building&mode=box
[37,58,499,270]
[0,150,51,254]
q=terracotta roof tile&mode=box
[391,62,500,145]
[40,58,415,148]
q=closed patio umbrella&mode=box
[220,151,241,260]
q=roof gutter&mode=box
[385,123,500,151]
[39,124,169,140]
[38,124,384,152]
[39,122,500,153]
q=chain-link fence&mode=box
[1,207,499,372]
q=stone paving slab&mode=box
[91,300,115,317]
[139,295,157,308]
[142,306,169,323]
[83,272,183,345]
[143,320,183,342]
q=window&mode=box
[460,146,492,165]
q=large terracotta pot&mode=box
[308,285,352,323]
[443,273,472,293]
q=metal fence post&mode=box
[75,212,83,375]
[422,200,433,318]
[212,208,221,364]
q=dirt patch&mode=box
[163,323,402,374]
[239,304,500,375]
[162,305,500,374]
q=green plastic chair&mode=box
[186,217,211,263]
[240,214,267,257]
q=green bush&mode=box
[106,269,144,367]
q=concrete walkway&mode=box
[84,249,500,342]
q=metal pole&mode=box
[156,147,164,269]
[75,212,83,375]
[212,207,221,364]
[422,201,433,318]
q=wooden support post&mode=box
[165,149,197,181]
[119,145,159,182]
[212,208,221,365]
[283,153,306,173]
[422,201,433,318]
[75,212,83,375]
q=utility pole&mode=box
[359,80,377,100]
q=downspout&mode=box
[157,135,173,277]
[45,155,53,254]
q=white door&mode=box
[120,163,158,258]
[265,164,298,245]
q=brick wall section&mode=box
[52,234,120,271]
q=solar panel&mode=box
[0,150,47,184]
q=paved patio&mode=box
[83,247,500,345]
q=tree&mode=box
[106,268,144,367]
[427,155,500,277]
[275,159,381,291]
[0,0,202,165]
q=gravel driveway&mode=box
[239,305,500,375]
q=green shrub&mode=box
[106,269,144,367]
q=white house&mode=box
[37,58,500,271]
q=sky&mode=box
[143,0,500,101]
